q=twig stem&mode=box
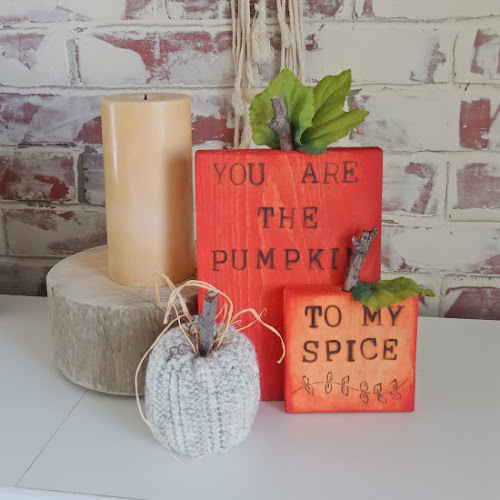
[197,291,218,356]
[266,96,294,151]
[343,227,378,292]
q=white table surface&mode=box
[1,294,499,500]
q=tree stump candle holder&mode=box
[47,245,197,396]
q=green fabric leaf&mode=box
[351,277,435,312]
[249,67,314,149]
[313,70,352,113]
[298,70,368,154]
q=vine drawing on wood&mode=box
[294,372,408,405]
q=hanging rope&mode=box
[231,0,306,149]
[277,0,306,80]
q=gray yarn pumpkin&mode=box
[145,322,260,456]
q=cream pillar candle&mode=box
[101,93,195,287]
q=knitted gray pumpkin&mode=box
[145,319,260,456]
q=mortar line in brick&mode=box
[3,14,500,32]
[65,37,80,86]
[1,18,376,31]
[1,83,495,98]
[443,159,452,221]
[75,150,87,205]
[0,200,106,214]
[447,215,500,224]
[437,271,445,317]
[443,273,500,280]
[0,208,8,256]
[451,30,459,85]
[3,82,500,96]
[0,85,236,95]
[381,215,500,231]
[0,255,62,265]
[352,16,500,25]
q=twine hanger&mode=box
[232,0,306,148]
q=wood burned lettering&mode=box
[211,247,352,272]
[211,161,359,186]
[302,303,403,363]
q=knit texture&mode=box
[145,323,260,456]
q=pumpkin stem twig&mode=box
[197,291,219,356]
[343,227,378,292]
[267,96,294,151]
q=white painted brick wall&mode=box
[455,27,500,83]
[447,152,500,222]
[355,0,500,20]
[0,0,498,318]
[307,24,455,85]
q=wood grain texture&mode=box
[284,285,417,413]
[46,245,197,396]
[195,148,383,400]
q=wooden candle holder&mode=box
[284,285,418,413]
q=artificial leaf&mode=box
[249,67,314,149]
[313,70,352,114]
[298,109,368,154]
[351,277,435,312]
[297,70,368,154]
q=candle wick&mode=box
[144,94,148,101]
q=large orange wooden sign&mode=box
[284,286,417,413]
[195,148,383,400]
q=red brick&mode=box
[460,98,500,150]
[444,282,500,320]
[383,158,444,215]
[307,24,452,85]
[5,209,106,257]
[0,94,101,146]
[77,31,233,86]
[382,224,500,275]
[0,31,68,86]
[351,91,459,151]
[355,0,500,20]
[81,151,104,205]
[470,29,500,80]
[125,0,155,19]
[455,162,500,210]
[0,33,44,70]
[0,0,154,24]
[166,0,343,20]
[191,94,234,146]
[0,150,75,203]
[0,93,234,148]
[0,258,58,296]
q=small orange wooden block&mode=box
[284,286,418,413]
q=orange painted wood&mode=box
[284,286,418,413]
[195,148,383,400]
